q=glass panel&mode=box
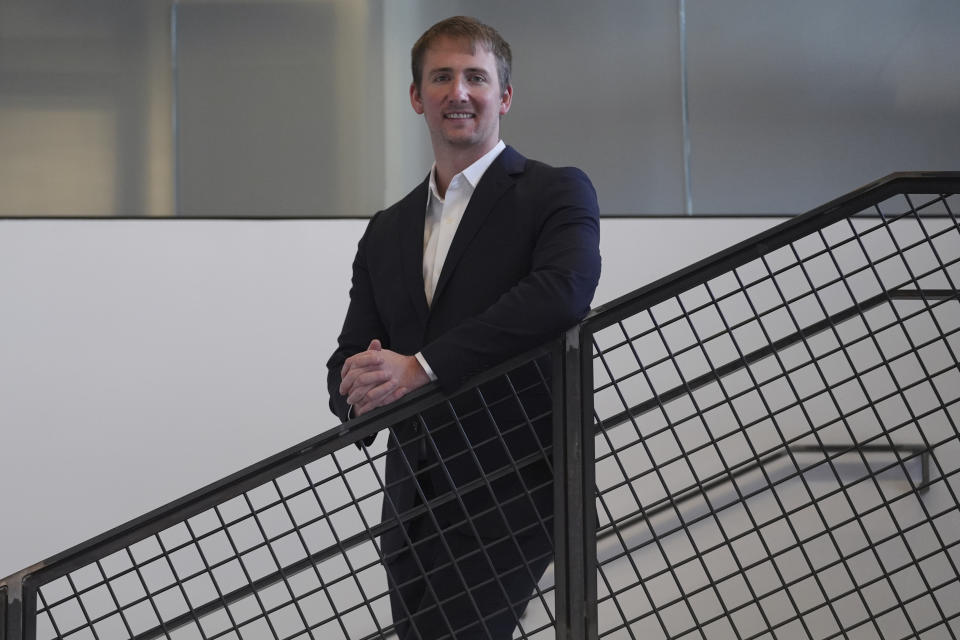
[486,0,685,215]
[687,0,960,214]
[5,0,958,217]
[0,0,169,217]
[175,0,684,217]
[174,1,385,217]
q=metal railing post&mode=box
[553,327,597,640]
[1,584,7,640]
[2,575,22,640]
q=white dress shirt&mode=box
[415,140,506,380]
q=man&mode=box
[327,16,601,639]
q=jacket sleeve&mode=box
[326,213,389,422]
[420,167,601,392]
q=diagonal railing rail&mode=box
[3,172,959,640]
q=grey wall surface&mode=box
[1,0,957,217]
[0,215,781,579]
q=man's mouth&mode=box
[444,113,474,119]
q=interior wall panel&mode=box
[686,0,960,214]
[175,1,384,217]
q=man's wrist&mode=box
[414,352,437,382]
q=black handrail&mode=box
[596,442,932,548]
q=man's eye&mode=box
[469,74,487,83]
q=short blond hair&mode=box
[411,16,512,92]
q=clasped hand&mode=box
[339,339,430,416]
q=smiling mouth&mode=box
[444,113,475,119]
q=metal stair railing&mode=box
[2,172,959,640]
[2,337,574,640]
[570,172,960,640]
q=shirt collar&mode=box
[428,140,506,202]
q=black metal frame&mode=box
[2,584,9,640]
[2,172,958,640]
[579,172,959,640]
[553,327,599,640]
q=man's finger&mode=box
[346,372,394,405]
[340,352,385,388]
[342,339,384,379]
[363,378,404,405]
[354,383,410,417]
[341,351,383,377]
[343,368,391,397]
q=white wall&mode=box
[0,215,781,578]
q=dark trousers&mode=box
[383,477,553,640]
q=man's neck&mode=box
[432,142,498,198]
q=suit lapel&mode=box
[431,146,526,306]
[399,177,430,327]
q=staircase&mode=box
[3,172,958,640]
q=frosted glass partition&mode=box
[2,0,958,217]
[0,0,170,217]
[686,0,960,214]
[171,0,960,217]
[175,1,386,217]
[174,0,684,217]
[481,0,685,215]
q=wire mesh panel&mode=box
[588,190,960,639]
[373,360,558,640]
[23,359,558,640]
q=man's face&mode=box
[410,36,512,156]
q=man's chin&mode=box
[440,132,483,148]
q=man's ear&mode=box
[499,84,513,116]
[410,83,424,115]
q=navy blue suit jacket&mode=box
[327,146,600,539]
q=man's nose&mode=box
[449,77,469,101]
